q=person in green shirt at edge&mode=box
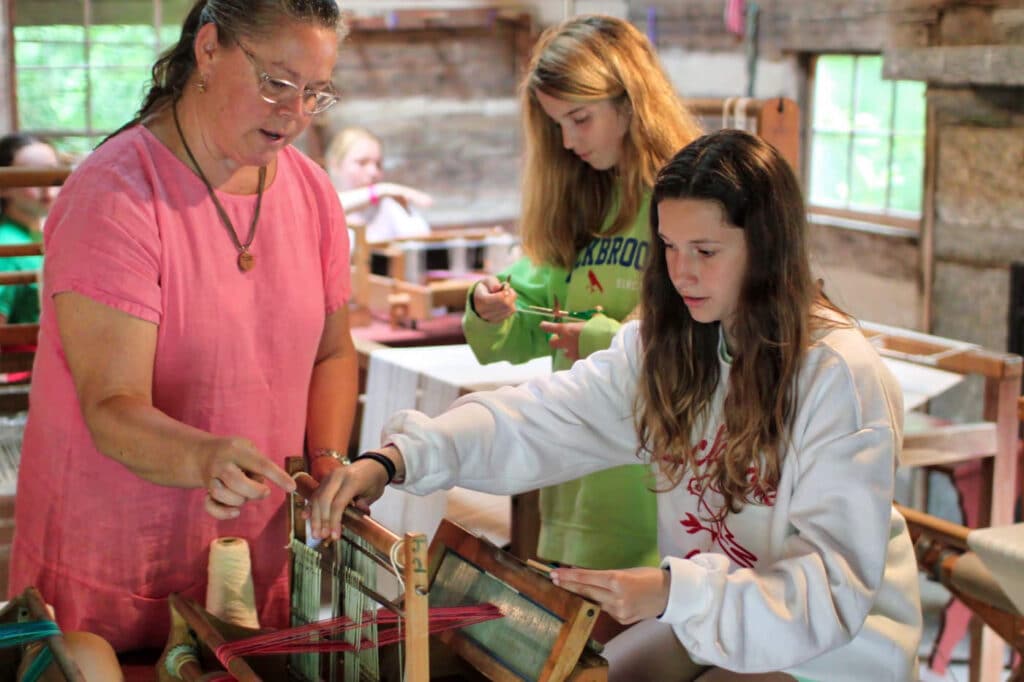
[462,15,703,580]
[0,133,60,325]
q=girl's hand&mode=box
[304,449,400,540]
[200,437,296,521]
[472,277,517,323]
[550,566,671,624]
[379,182,433,209]
[539,320,586,361]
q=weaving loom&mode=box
[156,457,430,682]
[350,225,519,327]
[425,518,607,682]
[158,455,606,681]
[898,504,1024,681]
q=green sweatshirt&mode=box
[462,193,660,569]
[0,217,43,324]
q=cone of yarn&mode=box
[206,537,260,629]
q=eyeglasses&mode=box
[238,44,339,116]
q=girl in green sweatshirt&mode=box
[463,15,702,570]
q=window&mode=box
[808,54,926,230]
[13,1,189,155]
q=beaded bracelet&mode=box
[310,448,350,465]
[351,451,396,485]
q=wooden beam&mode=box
[0,166,71,188]
[885,45,1024,86]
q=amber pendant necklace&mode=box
[172,101,266,272]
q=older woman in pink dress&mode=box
[9,0,358,652]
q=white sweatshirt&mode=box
[385,321,922,681]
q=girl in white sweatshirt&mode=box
[309,129,923,681]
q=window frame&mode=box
[11,0,180,153]
[805,52,926,234]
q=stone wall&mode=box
[882,2,1024,418]
[311,14,531,226]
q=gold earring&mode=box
[196,74,208,93]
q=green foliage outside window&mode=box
[15,23,181,155]
[809,55,926,219]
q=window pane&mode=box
[90,68,151,131]
[159,25,182,50]
[853,56,892,133]
[90,40,156,68]
[56,135,103,157]
[14,3,190,147]
[809,132,850,206]
[15,36,86,69]
[18,67,88,131]
[809,53,926,221]
[889,134,925,214]
[849,134,889,211]
[14,25,85,43]
[893,81,926,134]
[90,24,157,45]
[812,56,854,132]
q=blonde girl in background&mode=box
[325,126,432,242]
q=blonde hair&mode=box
[520,15,702,269]
[325,127,380,180]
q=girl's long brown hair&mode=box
[520,15,702,269]
[635,129,845,519]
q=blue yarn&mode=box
[0,620,61,647]
[0,621,62,682]
[21,643,53,682]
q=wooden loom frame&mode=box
[350,223,517,327]
[898,504,1024,682]
[687,97,801,176]
[862,322,1022,682]
[0,166,71,416]
[155,483,605,680]
[287,459,430,682]
[860,321,1022,530]
[426,518,606,682]
[156,459,430,682]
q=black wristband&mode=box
[351,451,397,485]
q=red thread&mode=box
[213,604,503,672]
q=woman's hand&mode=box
[200,437,296,521]
[539,320,586,361]
[471,276,517,323]
[304,445,405,540]
[550,566,671,624]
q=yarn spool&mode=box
[206,537,260,629]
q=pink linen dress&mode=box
[9,125,350,651]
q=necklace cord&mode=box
[171,100,266,261]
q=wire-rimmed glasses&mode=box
[238,43,339,116]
